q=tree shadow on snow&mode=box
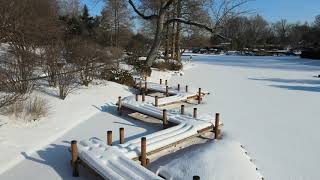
[270,85,320,92]
[249,77,320,93]
[182,55,320,71]
[92,103,162,143]
[249,78,320,85]
[20,142,95,179]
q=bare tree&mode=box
[0,0,62,107]
[65,37,112,86]
[101,0,132,47]
[129,0,250,66]
[41,40,64,87]
[273,19,291,45]
[0,52,29,109]
[57,0,81,17]
[56,65,77,100]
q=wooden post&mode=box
[141,137,147,167]
[177,84,180,91]
[155,96,159,107]
[142,91,145,102]
[117,96,122,113]
[165,80,168,86]
[71,140,79,177]
[135,94,139,101]
[160,79,162,84]
[181,104,185,115]
[185,85,189,92]
[193,176,200,180]
[119,128,125,144]
[163,109,168,129]
[144,81,148,92]
[193,108,197,119]
[215,113,220,139]
[166,86,169,97]
[107,131,112,146]
[198,88,202,104]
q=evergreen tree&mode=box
[315,15,320,28]
[80,5,96,37]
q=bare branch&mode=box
[165,18,231,40]
[128,0,158,20]
[214,0,252,28]
[162,0,174,10]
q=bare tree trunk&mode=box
[171,10,176,60]
[175,0,182,61]
[171,22,176,60]
[146,13,165,66]
[128,0,248,67]
[113,0,119,47]
[164,23,170,60]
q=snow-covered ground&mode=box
[0,81,133,174]
[0,54,319,180]
[153,140,261,180]
[161,54,320,180]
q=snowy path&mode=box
[162,55,320,180]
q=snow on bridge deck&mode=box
[78,138,163,180]
[136,80,210,106]
[77,80,216,179]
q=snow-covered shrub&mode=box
[124,56,152,77]
[101,68,135,86]
[26,96,49,120]
[3,96,49,122]
[126,33,152,57]
[57,65,78,100]
[152,59,183,71]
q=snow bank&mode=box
[156,140,262,180]
[0,81,132,174]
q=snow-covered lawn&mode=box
[0,54,319,180]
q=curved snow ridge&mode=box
[114,123,199,159]
[118,94,218,160]
[136,80,210,97]
[122,96,216,126]
[78,138,163,180]
[157,93,192,105]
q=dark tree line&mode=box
[217,15,320,51]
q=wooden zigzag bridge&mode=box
[69,78,222,180]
